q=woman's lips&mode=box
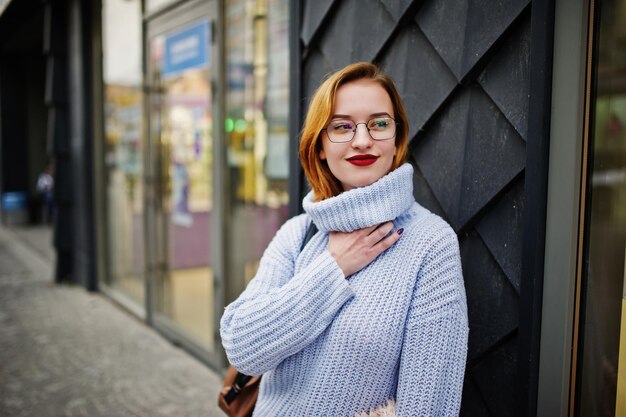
[346,155,379,166]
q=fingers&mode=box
[365,221,393,235]
[370,225,402,255]
[334,221,402,252]
[329,223,405,277]
[363,224,381,235]
[364,221,395,244]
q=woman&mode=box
[220,62,468,416]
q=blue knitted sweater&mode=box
[220,164,468,416]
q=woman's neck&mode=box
[303,163,414,233]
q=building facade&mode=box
[0,0,624,415]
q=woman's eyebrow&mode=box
[330,112,392,119]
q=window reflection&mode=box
[146,0,178,14]
[150,23,215,350]
[579,0,626,415]
[102,0,145,303]
[225,0,290,302]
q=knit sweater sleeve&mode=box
[220,215,354,376]
[396,222,469,417]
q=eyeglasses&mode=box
[323,117,398,143]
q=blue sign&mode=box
[2,191,27,211]
[162,20,211,77]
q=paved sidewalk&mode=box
[8,224,55,265]
[0,225,225,417]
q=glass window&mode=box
[225,0,290,302]
[146,0,177,14]
[102,0,145,304]
[578,0,626,415]
[149,19,216,351]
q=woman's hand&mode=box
[328,221,404,277]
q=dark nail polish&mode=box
[397,228,404,235]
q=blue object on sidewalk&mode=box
[2,191,28,211]
[1,191,29,226]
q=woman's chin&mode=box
[341,178,377,191]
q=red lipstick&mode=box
[346,154,379,166]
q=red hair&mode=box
[299,62,409,201]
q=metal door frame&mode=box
[536,0,592,415]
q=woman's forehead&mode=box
[333,80,394,117]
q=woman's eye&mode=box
[332,122,354,131]
[370,119,390,129]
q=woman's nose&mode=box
[351,124,373,148]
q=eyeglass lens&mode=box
[326,117,396,143]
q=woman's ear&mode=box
[318,132,327,160]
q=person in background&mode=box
[36,164,54,224]
[221,62,468,416]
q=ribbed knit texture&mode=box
[220,163,468,417]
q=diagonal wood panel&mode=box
[415,0,530,81]
[300,0,338,46]
[476,176,525,293]
[413,85,526,231]
[380,0,416,21]
[461,231,519,361]
[380,23,457,139]
[478,11,531,140]
[316,0,396,69]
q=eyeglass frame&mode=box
[321,116,400,143]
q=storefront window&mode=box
[102,0,145,304]
[149,19,215,350]
[146,0,177,14]
[224,0,290,302]
[578,0,626,415]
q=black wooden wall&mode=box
[43,0,97,289]
[291,1,554,415]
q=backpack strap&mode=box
[300,221,318,252]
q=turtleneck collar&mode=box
[302,163,414,233]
